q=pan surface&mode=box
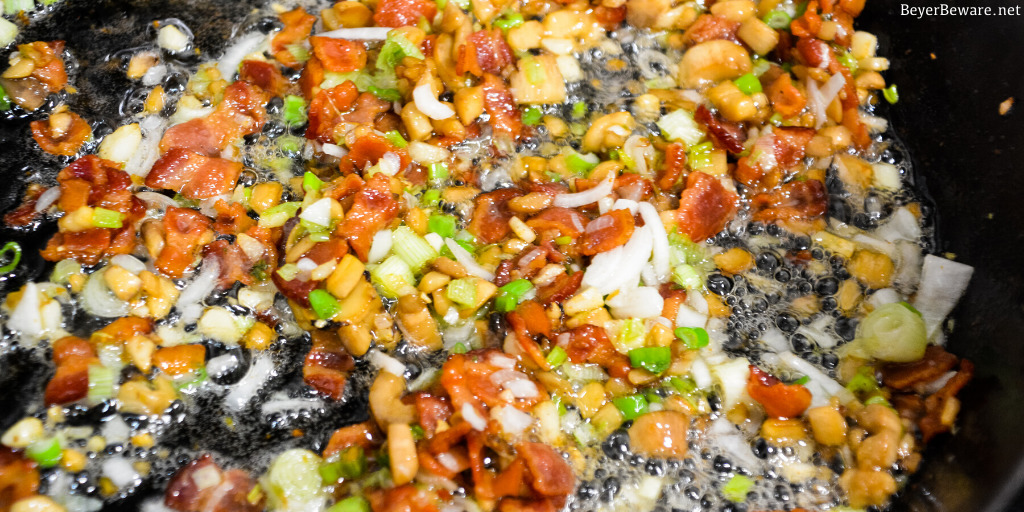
[1,0,1023,510]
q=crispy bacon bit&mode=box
[767,74,808,118]
[414,393,454,437]
[366,484,440,512]
[615,173,655,201]
[339,173,399,261]
[681,14,740,45]
[310,36,368,73]
[239,60,287,97]
[203,240,254,288]
[93,317,153,342]
[695,105,746,154]
[271,272,318,307]
[45,336,97,405]
[339,130,409,174]
[736,127,815,191]
[459,29,514,77]
[306,81,360,143]
[790,2,823,38]
[672,171,738,242]
[145,149,244,199]
[165,455,263,512]
[593,5,627,31]
[581,208,635,255]
[159,80,268,156]
[751,179,828,222]
[372,0,437,28]
[272,8,317,69]
[535,271,583,305]
[299,55,326,99]
[324,421,382,457]
[154,344,206,377]
[342,92,393,126]
[526,207,587,239]
[30,110,92,156]
[747,366,812,418]
[658,143,687,190]
[480,73,522,140]
[0,41,67,110]
[919,359,972,442]
[468,188,523,244]
[3,184,45,227]
[881,345,959,391]
[517,442,575,497]
[156,207,213,279]
[773,127,816,168]
[564,325,631,379]
[303,330,356,400]
[0,447,40,508]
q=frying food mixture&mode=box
[0,0,978,511]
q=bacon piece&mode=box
[339,130,409,174]
[324,421,382,457]
[672,171,738,242]
[681,14,740,45]
[299,55,326,99]
[919,359,973,442]
[747,366,812,418]
[468,188,522,244]
[773,127,816,168]
[695,105,746,154]
[657,143,687,190]
[159,80,267,156]
[310,36,368,73]
[614,173,654,201]
[212,201,256,236]
[767,74,807,118]
[57,155,138,213]
[272,8,316,68]
[366,484,440,512]
[517,442,575,497]
[372,0,437,27]
[41,228,113,265]
[271,272,318,307]
[165,455,263,512]
[580,208,635,256]
[480,73,522,140]
[45,336,97,405]
[564,325,631,379]
[342,92,393,126]
[306,81,360,143]
[3,184,45,227]
[145,149,244,199]
[156,207,213,279]
[239,60,287,97]
[459,29,514,77]
[535,271,583,305]
[93,317,153,342]
[339,173,399,261]
[751,179,828,222]
[30,110,92,156]
[881,345,959,390]
[593,5,627,31]
[154,344,206,377]
[303,330,355,400]
[0,447,40,509]
[203,240,254,288]
[414,393,453,437]
[525,207,587,239]
[790,1,822,38]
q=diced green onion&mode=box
[675,326,709,350]
[883,84,899,104]
[92,207,125,229]
[384,130,408,148]
[566,152,598,175]
[733,73,762,95]
[435,0,448,12]
[612,394,649,421]
[276,263,300,281]
[545,346,568,368]
[429,162,449,182]
[657,109,705,147]
[571,101,587,119]
[370,255,417,298]
[319,446,366,483]
[309,289,341,320]
[303,172,324,192]
[495,279,532,312]
[451,342,468,354]
[0,241,22,274]
[3,0,33,16]
[672,264,702,290]
[899,301,921,316]
[283,95,307,126]
[762,10,792,29]
[428,215,457,239]
[278,135,303,154]
[263,449,325,511]
[421,189,441,206]
[723,474,755,502]
[328,496,372,512]
[845,366,879,395]
[0,84,10,112]
[554,236,572,245]
[854,302,926,362]
[446,278,477,308]
[628,347,672,374]
[377,32,424,71]
[794,375,810,385]
[769,113,784,126]
[616,318,647,353]
[286,44,310,64]
[837,52,858,74]
[259,201,303,228]
[751,59,771,77]
[0,18,17,50]
[26,437,62,467]
[367,85,402,102]
[410,424,425,440]
[392,226,439,272]
[864,395,891,407]
[522,57,544,85]
[670,376,696,394]
[521,106,543,126]
[87,364,116,403]
[493,11,524,32]
[687,141,714,170]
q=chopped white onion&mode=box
[102,458,140,488]
[378,151,402,176]
[488,353,517,369]
[492,406,533,436]
[503,379,539,398]
[913,255,973,341]
[413,82,455,120]
[690,357,713,389]
[8,282,43,338]
[424,232,444,252]
[867,288,901,308]
[141,64,167,86]
[110,255,146,275]
[317,27,392,40]
[778,351,855,405]
[638,202,670,282]
[368,349,406,377]
[759,328,789,353]
[191,464,223,491]
[367,229,393,264]
[217,32,266,80]
[34,186,61,213]
[445,239,495,281]
[176,258,220,310]
[82,270,130,318]
[321,143,347,158]
[236,233,267,262]
[554,173,615,208]
[299,198,332,228]
[206,353,240,379]
[708,357,751,411]
[436,452,461,472]
[675,304,708,329]
[225,354,275,410]
[606,286,664,319]
[462,403,488,431]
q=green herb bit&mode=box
[883,84,899,104]
[733,73,762,95]
[762,10,792,29]
[612,394,649,421]
[545,346,568,368]
[384,130,408,148]
[283,95,308,126]
[723,474,755,502]
[428,214,458,238]
[628,346,672,374]
[674,326,709,350]
[303,171,324,192]
[309,289,341,320]
[521,106,543,126]
[92,207,125,229]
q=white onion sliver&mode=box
[102,458,140,488]
[445,238,495,281]
[606,286,664,319]
[368,349,406,377]
[217,32,266,79]
[206,353,240,379]
[638,202,670,282]
[8,282,43,338]
[367,229,392,264]
[261,398,325,415]
[462,403,488,431]
[779,351,855,404]
[321,143,347,158]
[436,452,461,473]
[110,255,146,274]
[413,83,455,120]
[488,353,516,369]
[913,255,973,341]
[554,173,614,208]
[493,405,533,436]
[34,186,60,213]
[225,354,275,410]
[299,197,332,227]
[177,258,220,309]
[82,271,130,318]
[582,225,652,294]
[504,379,539,398]
[379,151,402,176]
[135,191,178,209]
[317,27,392,40]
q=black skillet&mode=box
[1,0,1023,510]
